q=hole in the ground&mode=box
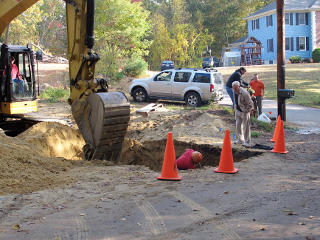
[0,119,39,137]
[121,139,263,171]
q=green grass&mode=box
[222,106,234,115]
[40,87,69,103]
[251,117,273,132]
[251,131,262,138]
[219,63,320,108]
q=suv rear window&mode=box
[174,72,191,82]
[193,73,211,83]
[214,73,223,84]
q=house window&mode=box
[299,37,306,51]
[267,39,274,52]
[252,19,260,30]
[266,15,273,27]
[296,13,308,25]
[285,37,294,51]
[296,36,310,51]
[285,13,293,25]
[298,13,305,24]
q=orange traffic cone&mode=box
[214,130,238,174]
[157,132,182,181]
[271,120,288,154]
[271,115,281,142]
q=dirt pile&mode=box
[126,108,236,144]
[0,122,85,195]
[18,122,84,160]
[173,112,228,142]
[0,130,73,195]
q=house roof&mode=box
[228,36,262,48]
[230,36,249,45]
[246,0,320,19]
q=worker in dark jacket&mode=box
[226,67,248,107]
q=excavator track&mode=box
[75,92,130,162]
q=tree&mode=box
[38,0,67,55]
[0,0,67,55]
[4,1,42,45]
[148,14,174,69]
[94,0,152,79]
[146,0,212,69]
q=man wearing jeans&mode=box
[232,81,253,147]
[250,74,265,116]
[226,67,247,107]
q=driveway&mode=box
[220,89,320,133]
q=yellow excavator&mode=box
[0,0,130,161]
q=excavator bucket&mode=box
[73,92,130,162]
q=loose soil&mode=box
[0,128,73,195]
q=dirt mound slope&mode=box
[126,108,236,144]
[0,121,86,195]
[18,121,84,160]
[0,130,74,195]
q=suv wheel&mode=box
[132,87,148,102]
[185,92,201,107]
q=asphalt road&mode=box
[220,90,320,133]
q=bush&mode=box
[40,87,69,103]
[123,55,148,77]
[302,58,311,63]
[289,56,302,63]
[251,131,261,138]
[312,48,320,63]
[115,72,125,81]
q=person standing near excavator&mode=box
[226,67,248,107]
[232,81,254,147]
[250,74,265,116]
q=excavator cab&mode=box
[0,44,37,115]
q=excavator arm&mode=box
[0,0,130,161]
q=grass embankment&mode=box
[218,63,320,108]
[40,87,69,102]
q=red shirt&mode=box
[250,80,265,97]
[176,149,195,170]
[11,63,21,79]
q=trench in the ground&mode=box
[0,119,39,136]
[121,139,263,171]
[0,121,264,168]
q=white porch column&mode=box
[311,11,316,51]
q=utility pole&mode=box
[277,0,286,120]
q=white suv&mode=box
[129,68,224,107]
